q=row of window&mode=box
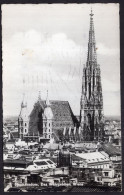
[90,164,110,169]
[44,123,52,127]
[20,128,28,133]
[20,122,27,127]
[44,134,51,139]
[43,129,51,133]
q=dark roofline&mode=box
[4,159,32,165]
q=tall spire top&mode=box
[87,8,97,64]
[38,91,41,102]
[90,7,94,17]
[46,90,50,106]
[21,93,27,108]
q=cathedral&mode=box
[18,10,104,142]
[80,9,104,141]
[28,91,79,142]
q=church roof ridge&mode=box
[38,99,69,104]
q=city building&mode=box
[72,151,112,169]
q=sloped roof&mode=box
[29,100,79,137]
[50,100,75,124]
[75,152,110,164]
[75,142,97,149]
[101,143,121,156]
[39,100,78,126]
[10,131,19,138]
[44,143,62,150]
[72,154,85,161]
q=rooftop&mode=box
[75,152,110,163]
[101,143,121,156]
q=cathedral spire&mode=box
[80,10,104,141]
[87,8,97,64]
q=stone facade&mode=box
[80,10,104,141]
[42,93,53,139]
[18,101,29,139]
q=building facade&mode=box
[80,10,104,141]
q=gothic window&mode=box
[49,129,50,132]
[49,123,50,127]
[85,69,87,90]
[25,123,27,127]
[49,135,51,138]
[25,129,27,133]
[87,114,91,125]
[89,82,91,99]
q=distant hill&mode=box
[75,115,121,122]
[105,115,121,121]
[3,116,18,123]
[3,115,121,123]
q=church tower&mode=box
[18,95,29,139]
[42,91,53,139]
[80,9,104,141]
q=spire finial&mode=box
[38,91,41,101]
[90,7,94,17]
[87,7,97,63]
[46,90,50,106]
[23,93,25,102]
[21,93,27,108]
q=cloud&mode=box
[102,78,120,93]
[2,30,120,116]
[97,43,119,56]
[2,31,84,115]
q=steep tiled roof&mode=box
[29,100,79,138]
[51,101,72,124]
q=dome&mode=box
[43,106,53,119]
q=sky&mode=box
[2,3,120,117]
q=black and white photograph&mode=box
[2,3,121,192]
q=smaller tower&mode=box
[42,91,53,139]
[18,94,29,139]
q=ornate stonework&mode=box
[18,97,29,139]
[80,10,104,141]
